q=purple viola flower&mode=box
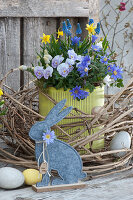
[57,63,69,77]
[43,66,53,79]
[42,129,56,145]
[92,35,98,43]
[34,66,45,79]
[52,55,64,68]
[76,23,82,35]
[68,49,78,62]
[71,36,81,46]
[77,65,90,77]
[66,19,72,30]
[69,86,89,100]
[92,44,102,52]
[65,58,74,72]
[110,64,123,81]
[89,19,94,25]
[82,55,91,66]
[100,55,109,64]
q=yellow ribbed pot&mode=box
[39,87,104,150]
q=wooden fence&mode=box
[0,0,99,90]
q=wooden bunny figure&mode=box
[29,99,87,187]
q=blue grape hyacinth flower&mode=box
[76,23,82,34]
[89,19,94,25]
[95,23,100,34]
[62,21,68,34]
[66,19,72,30]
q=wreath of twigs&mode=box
[0,68,133,179]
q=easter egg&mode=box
[0,167,24,189]
[110,131,131,157]
[23,169,42,185]
[91,106,102,115]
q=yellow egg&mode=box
[23,169,42,185]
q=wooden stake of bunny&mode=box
[29,99,87,187]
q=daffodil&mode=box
[57,30,63,38]
[86,24,96,35]
[100,37,104,41]
[0,89,3,97]
[40,33,51,44]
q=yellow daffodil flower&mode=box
[86,24,96,35]
[100,37,104,41]
[40,33,51,44]
[0,89,3,97]
[57,30,63,38]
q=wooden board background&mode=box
[0,0,99,90]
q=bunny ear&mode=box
[44,99,72,127]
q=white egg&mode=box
[0,167,24,189]
[110,131,131,157]
[91,106,102,115]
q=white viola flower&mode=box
[43,54,52,64]
[52,55,64,68]
[76,55,84,62]
[68,49,78,61]
[103,75,112,87]
[76,61,82,68]
[65,58,74,72]
[57,63,69,77]
[97,41,103,49]
[43,66,53,79]
[19,65,28,71]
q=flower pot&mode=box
[39,87,104,150]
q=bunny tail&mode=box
[79,171,87,179]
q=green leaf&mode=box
[102,36,107,48]
[0,100,5,107]
[0,108,8,116]
[43,82,48,89]
[116,79,124,88]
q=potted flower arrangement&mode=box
[19,19,123,149]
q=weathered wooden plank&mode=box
[0,0,99,18]
[32,182,87,193]
[0,18,20,91]
[23,18,57,85]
